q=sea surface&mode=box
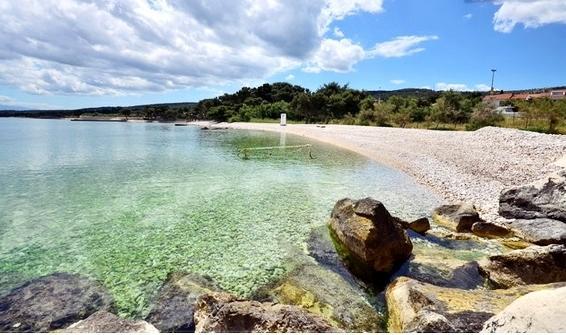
[0,118,445,315]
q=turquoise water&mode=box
[0,118,440,316]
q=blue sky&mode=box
[0,0,565,110]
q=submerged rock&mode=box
[478,244,566,288]
[508,218,566,245]
[328,198,412,280]
[266,263,384,332]
[499,169,566,222]
[145,272,221,332]
[0,273,113,332]
[471,221,512,239]
[385,276,566,333]
[193,292,336,332]
[481,286,566,333]
[65,311,158,333]
[432,203,481,232]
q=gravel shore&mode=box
[198,122,566,222]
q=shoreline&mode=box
[197,121,566,223]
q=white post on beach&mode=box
[280,113,287,126]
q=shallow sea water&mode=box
[0,118,484,316]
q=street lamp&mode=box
[490,69,497,94]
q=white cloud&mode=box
[285,74,295,81]
[435,82,491,92]
[333,27,345,38]
[493,0,566,33]
[304,38,366,73]
[0,95,14,103]
[0,0,391,95]
[369,35,439,58]
[390,79,405,85]
[475,84,491,91]
[464,13,473,20]
[0,0,438,95]
[304,34,438,73]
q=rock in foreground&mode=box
[328,198,412,280]
[66,311,158,333]
[386,276,566,333]
[432,203,481,232]
[145,273,220,332]
[499,169,566,222]
[194,292,336,332]
[478,244,566,288]
[266,263,384,332]
[482,286,566,333]
[0,273,113,332]
[508,218,566,245]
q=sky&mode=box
[0,0,565,110]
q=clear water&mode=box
[0,118,444,316]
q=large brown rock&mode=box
[0,273,113,332]
[432,203,481,232]
[499,169,566,222]
[193,292,336,332]
[471,221,512,239]
[478,244,566,288]
[482,286,566,333]
[145,273,220,332]
[328,198,412,280]
[385,276,566,333]
[65,311,158,333]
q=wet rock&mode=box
[145,273,220,332]
[481,286,566,333]
[385,276,565,333]
[194,292,336,332]
[471,221,512,239]
[328,198,412,280]
[432,203,481,232]
[65,311,158,333]
[408,217,431,234]
[499,169,566,222]
[266,263,384,332]
[478,244,566,288]
[0,273,113,332]
[508,218,566,245]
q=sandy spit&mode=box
[193,122,566,222]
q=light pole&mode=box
[490,69,497,94]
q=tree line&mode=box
[189,82,566,133]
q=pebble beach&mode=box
[207,122,566,222]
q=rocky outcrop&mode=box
[145,273,220,332]
[508,218,566,245]
[478,244,566,288]
[194,292,336,332]
[482,286,566,333]
[385,276,566,333]
[471,221,511,239]
[65,312,158,333]
[499,169,566,222]
[328,198,412,280]
[498,170,566,245]
[265,263,384,332]
[432,203,481,232]
[0,273,113,332]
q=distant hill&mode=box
[366,88,440,100]
[0,102,197,119]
